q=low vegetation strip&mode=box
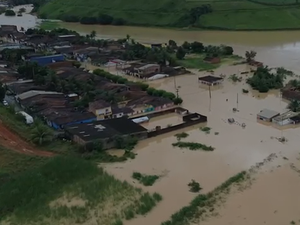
[0,156,161,225]
[172,142,215,151]
[161,171,248,225]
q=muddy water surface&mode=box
[3,12,300,225]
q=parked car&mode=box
[2,100,8,106]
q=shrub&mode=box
[242,89,249,93]
[188,180,202,192]
[200,126,211,134]
[5,9,15,16]
[172,142,214,151]
[132,172,160,186]
[174,132,189,140]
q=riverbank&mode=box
[38,0,300,31]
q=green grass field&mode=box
[0,156,162,225]
[39,21,61,30]
[39,0,300,30]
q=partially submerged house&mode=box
[198,75,223,86]
[257,109,280,122]
[272,111,298,126]
[65,117,148,149]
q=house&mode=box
[57,34,78,42]
[290,115,300,125]
[257,109,280,122]
[134,64,160,78]
[30,54,65,66]
[16,90,63,103]
[43,110,96,129]
[111,106,134,118]
[65,117,148,149]
[6,80,46,95]
[88,99,112,120]
[272,111,298,126]
[198,75,223,86]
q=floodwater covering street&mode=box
[2,6,300,225]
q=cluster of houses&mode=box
[0,24,209,149]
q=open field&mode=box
[39,21,61,30]
[0,156,162,225]
[39,0,300,30]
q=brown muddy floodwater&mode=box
[3,12,300,225]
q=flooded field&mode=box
[104,63,300,225]
[141,113,183,130]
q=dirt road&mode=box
[0,120,54,157]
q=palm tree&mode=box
[245,50,257,63]
[90,30,96,39]
[288,99,300,112]
[30,122,53,145]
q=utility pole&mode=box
[209,84,212,111]
[236,93,239,109]
[174,75,179,98]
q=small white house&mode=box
[272,111,298,126]
[17,111,34,124]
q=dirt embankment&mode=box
[0,120,54,157]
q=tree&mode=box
[188,179,202,192]
[0,82,5,102]
[176,47,186,60]
[30,122,54,145]
[90,30,96,39]
[288,100,300,112]
[168,40,177,48]
[5,9,16,16]
[190,41,204,53]
[173,97,183,105]
[245,50,257,63]
[222,46,234,55]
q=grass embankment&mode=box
[39,21,61,30]
[132,172,160,186]
[0,146,48,185]
[39,0,300,30]
[0,156,162,225]
[161,171,248,225]
[178,54,241,70]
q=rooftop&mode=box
[16,90,63,101]
[89,100,111,109]
[257,108,279,119]
[272,111,298,122]
[138,64,159,70]
[65,117,147,142]
[198,75,223,83]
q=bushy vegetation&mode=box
[4,9,15,16]
[188,180,202,193]
[132,172,160,186]
[172,142,214,151]
[39,0,300,30]
[200,126,211,134]
[161,171,248,225]
[174,132,189,140]
[0,156,162,224]
[247,66,285,92]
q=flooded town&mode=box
[1,3,300,225]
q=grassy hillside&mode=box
[0,156,162,225]
[39,0,300,30]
